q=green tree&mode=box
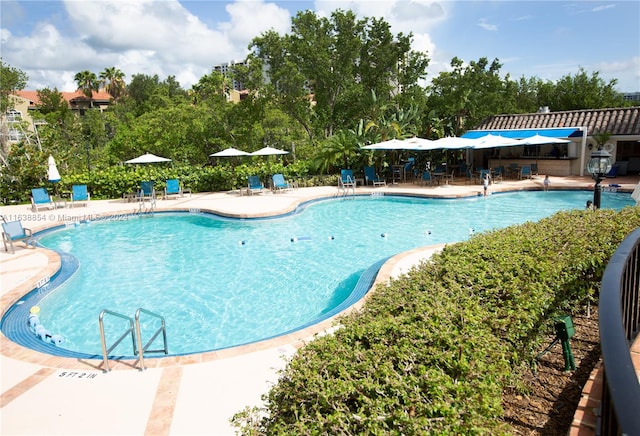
[99,66,126,102]
[542,68,627,111]
[74,70,100,106]
[0,60,28,113]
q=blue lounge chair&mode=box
[420,170,433,186]
[364,166,386,187]
[164,179,190,199]
[70,184,90,207]
[248,176,265,195]
[339,169,356,194]
[2,220,35,253]
[138,181,155,200]
[31,188,55,212]
[272,174,292,193]
[519,165,532,180]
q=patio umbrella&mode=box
[360,139,407,150]
[430,136,477,150]
[125,153,172,164]
[471,134,523,150]
[47,155,61,183]
[125,152,171,183]
[402,137,438,151]
[250,146,289,156]
[519,134,571,174]
[210,147,250,157]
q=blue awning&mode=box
[461,127,582,139]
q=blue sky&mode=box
[1,0,639,93]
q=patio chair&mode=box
[70,184,90,207]
[519,165,532,180]
[31,188,55,212]
[137,181,155,200]
[247,175,265,195]
[2,220,35,253]
[272,174,293,193]
[465,168,478,185]
[339,169,357,194]
[419,170,434,186]
[364,166,386,187]
[163,178,190,199]
[492,167,504,184]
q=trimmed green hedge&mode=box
[233,206,640,435]
[6,160,341,204]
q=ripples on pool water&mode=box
[34,190,634,356]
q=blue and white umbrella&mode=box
[47,155,61,183]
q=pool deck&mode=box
[1,175,639,435]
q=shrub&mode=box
[233,206,640,434]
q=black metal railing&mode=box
[599,227,640,435]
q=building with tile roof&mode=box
[463,107,640,177]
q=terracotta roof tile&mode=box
[475,107,640,136]
[13,89,113,108]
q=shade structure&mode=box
[471,134,523,150]
[360,139,407,150]
[430,136,477,150]
[250,146,289,156]
[210,147,250,157]
[47,155,61,182]
[519,134,570,145]
[125,153,172,164]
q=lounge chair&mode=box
[2,220,35,253]
[339,169,356,194]
[519,165,532,180]
[248,176,265,195]
[272,174,292,193]
[364,166,386,187]
[70,184,90,207]
[137,181,155,200]
[31,188,55,212]
[163,179,190,199]
[419,170,433,186]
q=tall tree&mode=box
[0,60,28,113]
[74,70,100,107]
[99,66,126,102]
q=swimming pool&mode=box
[2,190,634,358]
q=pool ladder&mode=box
[98,308,168,372]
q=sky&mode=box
[1,0,639,94]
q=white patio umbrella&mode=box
[210,147,250,157]
[519,134,570,146]
[402,137,438,151]
[250,146,289,156]
[471,134,523,150]
[360,138,407,150]
[47,155,61,183]
[430,136,477,150]
[125,153,172,164]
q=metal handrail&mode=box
[598,227,640,435]
[134,308,168,370]
[99,309,137,373]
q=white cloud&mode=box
[477,18,498,31]
[1,0,293,91]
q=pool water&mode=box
[12,191,636,356]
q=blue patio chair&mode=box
[272,174,292,193]
[465,168,478,185]
[31,188,55,212]
[247,175,265,195]
[164,178,190,199]
[519,165,532,180]
[70,184,90,207]
[339,169,357,193]
[2,220,35,253]
[364,166,386,187]
[419,170,433,186]
[138,181,155,200]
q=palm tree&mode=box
[99,67,126,102]
[73,70,99,108]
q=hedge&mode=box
[232,206,640,435]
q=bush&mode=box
[233,206,640,434]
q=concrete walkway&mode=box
[1,176,638,435]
